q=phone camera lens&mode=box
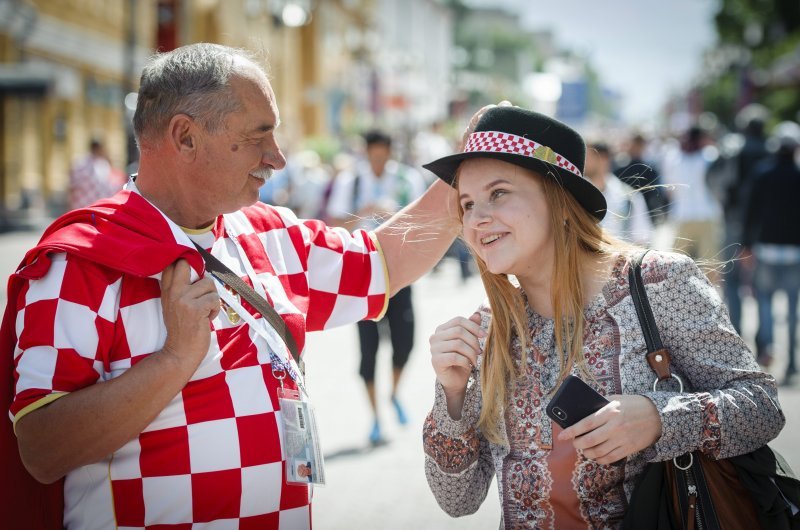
[553,407,566,421]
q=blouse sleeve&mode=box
[641,252,785,461]
[423,379,496,517]
[422,304,496,517]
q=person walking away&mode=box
[326,129,427,444]
[742,121,800,381]
[661,126,724,279]
[707,104,771,334]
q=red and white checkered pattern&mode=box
[464,131,583,177]
[11,202,388,528]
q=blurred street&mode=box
[2,225,797,529]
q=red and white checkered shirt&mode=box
[10,192,388,529]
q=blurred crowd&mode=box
[268,105,800,386]
[75,104,800,387]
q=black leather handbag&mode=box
[622,250,800,530]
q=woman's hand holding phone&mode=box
[557,391,663,465]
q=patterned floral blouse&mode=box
[423,250,785,529]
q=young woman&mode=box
[420,105,785,528]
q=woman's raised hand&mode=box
[430,313,486,418]
[459,100,514,148]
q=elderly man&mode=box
[2,43,458,528]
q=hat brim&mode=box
[423,151,607,221]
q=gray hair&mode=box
[133,43,264,146]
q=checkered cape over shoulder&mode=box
[1,189,388,529]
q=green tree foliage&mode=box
[704,0,800,125]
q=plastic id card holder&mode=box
[278,387,326,485]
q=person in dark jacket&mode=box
[743,121,800,384]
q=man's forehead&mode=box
[229,68,280,126]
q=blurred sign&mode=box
[557,80,589,123]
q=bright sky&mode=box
[466,0,719,124]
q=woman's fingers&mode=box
[431,351,474,372]
[564,395,662,464]
[431,338,480,367]
[433,314,485,336]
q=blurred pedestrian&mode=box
[326,129,427,444]
[614,132,669,225]
[585,141,653,246]
[413,120,453,186]
[743,121,800,382]
[707,104,771,333]
[415,122,474,281]
[661,126,723,274]
[420,104,784,528]
[2,43,459,529]
[68,138,124,210]
[259,149,331,219]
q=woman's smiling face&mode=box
[458,158,554,278]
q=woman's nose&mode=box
[465,202,491,228]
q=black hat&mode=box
[423,106,607,220]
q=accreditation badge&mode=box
[278,387,326,485]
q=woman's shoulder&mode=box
[639,249,695,280]
[604,249,697,299]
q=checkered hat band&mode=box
[464,131,583,178]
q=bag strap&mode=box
[192,242,301,365]
[628,250,674,384]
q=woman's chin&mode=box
[484,262,512,276]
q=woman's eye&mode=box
[462,201,474,211]
[491,189,507,200]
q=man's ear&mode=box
[167,114,198,160]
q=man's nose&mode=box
[263,141,287,170]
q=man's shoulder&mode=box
[234,202,325,234]
[237,202,293,226]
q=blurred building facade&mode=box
[0,0,154,227]
[0,0,454,227]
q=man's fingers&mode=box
[161,261,176,289]
[173,259,191,286]
[190,277,218,298]
[198,292,222,319]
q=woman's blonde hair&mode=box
[456,165,619,445]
